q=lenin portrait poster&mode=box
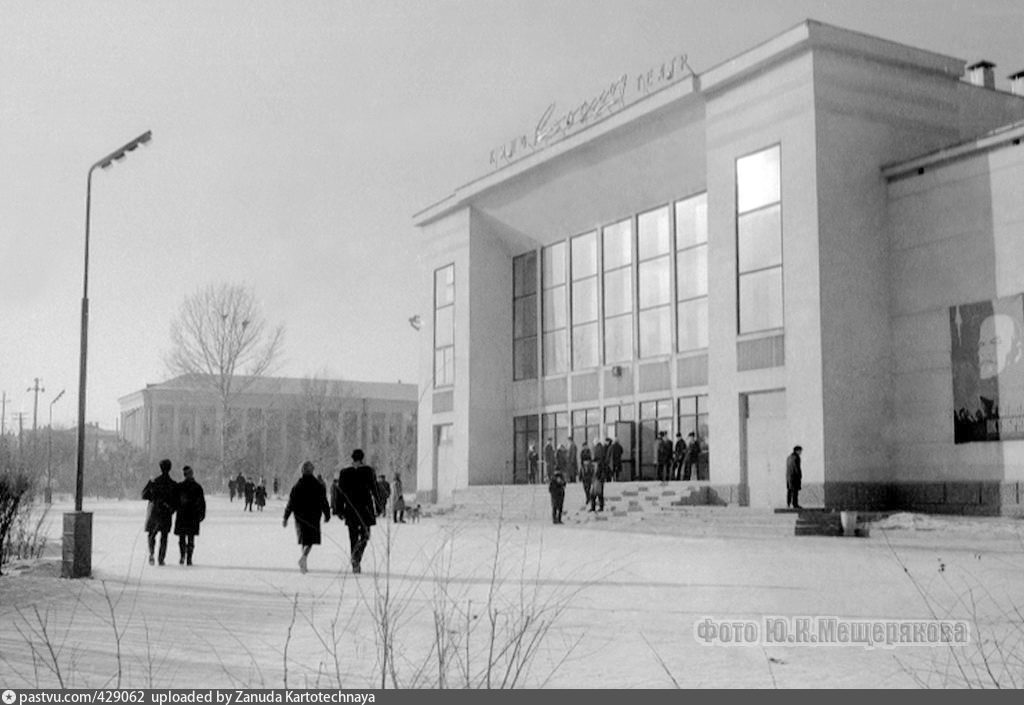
[950,294,1024,443]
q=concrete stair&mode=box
[440,483,871,539]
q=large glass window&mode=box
[639,398,673,480]
[542,243,568,375]
[513,252,538,380]
[638,206,672,357]
[434,264,455,387]
[737,146,783,333]
[571,232,599,369]
[513,414,540,484]
[571,407,601,447]
[677,395,710,480]
[603,219,634,363]
[676,193,709,351]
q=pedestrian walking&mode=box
[173,465,206,566]
[254,481,267,511]
[142,459,179,566]
[331,449,378,574]
[548,471,566,524]
[228,477,237,503]
[283,461,331,574]
[392,472,406,523]
[590,439,608,512]
[375,474,391,518]
[243,477,255,511]
[786,445,803,509]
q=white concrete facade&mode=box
[413,20,1024,513]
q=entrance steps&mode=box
[441,482,857,538]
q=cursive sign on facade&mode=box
[488,53,693,169]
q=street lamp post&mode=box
[64,130,152,579]
[47,389,65,504]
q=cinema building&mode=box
[412,20,1024,514]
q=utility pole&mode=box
[13,411,29,457]
[27,377,44,459]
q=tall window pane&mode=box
[676,193,709,352]
[434,264,455,387]
[542,243,568,375]
[571,231,599,370]
[737,146,783,334]
[603,218,634,364]
[638,207,672,359]
[513,252,537,380]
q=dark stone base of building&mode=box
[823,481,1024,517]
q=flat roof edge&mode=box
[701,20,964,94]
[413,75,700,227]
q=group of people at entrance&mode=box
[655,431,704,482]
[527,431,704,485]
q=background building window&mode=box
[571,231,599,370]
[434,264,455,387]
[603,218,634,363]
[541,411,569,455]
[737,146,783,333]
[638,206,672,358]
[639,398,673,480]
[513,252,538,380]
[676,193,708,350]
[542,242,568,375]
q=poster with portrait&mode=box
[950,294,1024,443]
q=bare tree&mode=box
[165,283,285,478]
[290,373,350,475]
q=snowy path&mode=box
[2,495,1022,688]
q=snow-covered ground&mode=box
[1,494,1023,689]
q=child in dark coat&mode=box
[548,471,566,524]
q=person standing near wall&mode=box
[672,433,686,481]
[173,465,206,566]
[786,445,803,509]
[683,432,701,481]
[610,437,623,482]
[527,444,539,484]
[567,437,578,483]
[543,438,556,482]
[656,431,672,481]
[283,460,331,574]
[392,472,406,524]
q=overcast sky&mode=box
[2,0,1023,430]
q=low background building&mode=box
[119,375,418,491]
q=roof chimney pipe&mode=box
[967,61,996,89]
[1009,70,1024,96]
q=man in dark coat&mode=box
[543,438,556,482]
[243,477,255,512]
[332,449,378,574]
[672,433,686,481]
[656,431,673,481]
[786,445,803,509]
[592,436,607,490]
[590,440,610,512]
[548,471,566,524]
[283,461,331,574]
[579,440,593,506]
[683,432,702,481]
[375,474,391,518]
[173,465,206,566]
[527,444,539,484]
[566,438,578,483]
[142,459,178,566]
[610,437,624,482]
